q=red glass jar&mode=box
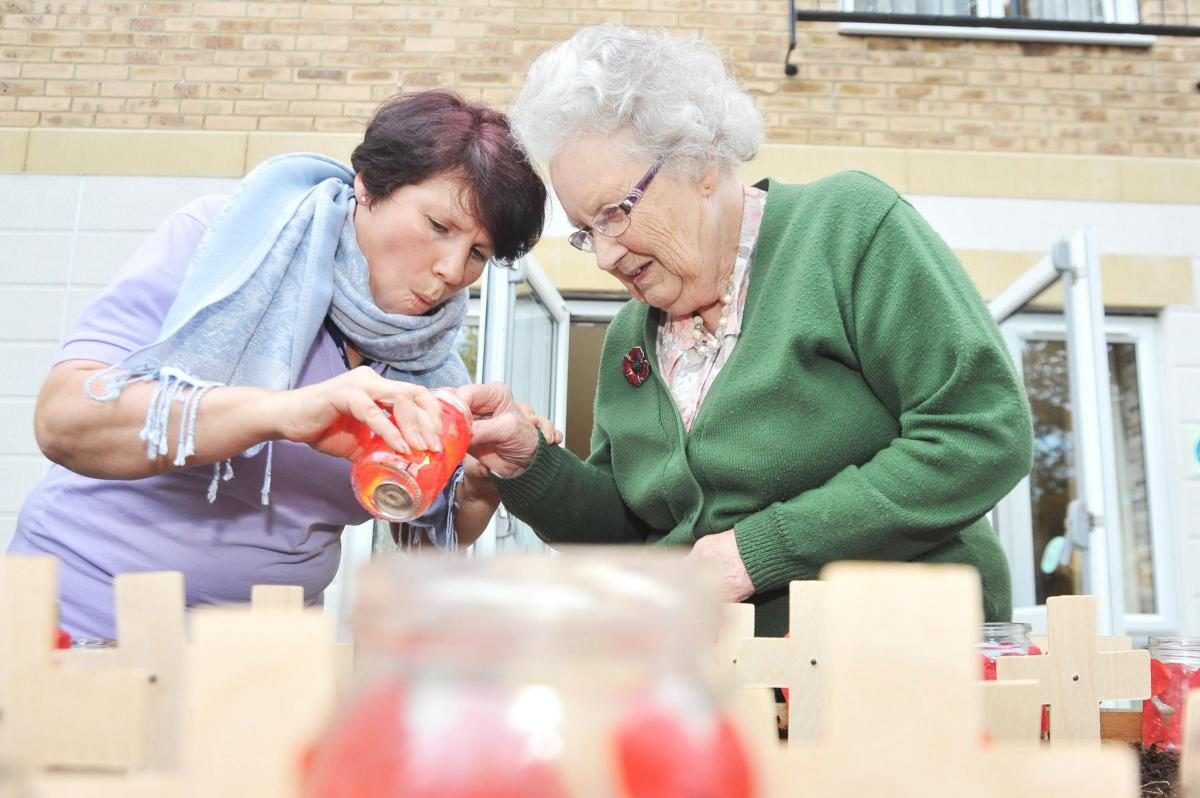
[1143,636,1200,750]
[978,622,1039,680]
[344,389,472,522]
[301,551,759,798]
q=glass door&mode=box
[995,314,1175,636]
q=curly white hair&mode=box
[511,25,763,177]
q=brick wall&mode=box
[1,1,1198,156]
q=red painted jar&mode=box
[343,389,472,523]
[1143,636,1200,750]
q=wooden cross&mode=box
[1182,690,1200,798]
[113,572,187,770]
[996,595,1149,743]
[0,556,154,771]
[31,608,337,798]
[0,554,57,766]
[980,679,1043,746]
[182,607,336,798]
[716,601,755,676]
[1031,633,1132,652]
[723,579,1043,747]
[719,581,826,746]
[781,563,1137,798]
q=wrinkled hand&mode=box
[272,366,444,460]
[452,383,540,478]
[516,402,564,446]
[687,529,755,603]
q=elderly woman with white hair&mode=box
[457,25,1033,637]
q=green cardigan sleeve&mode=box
[734,194,1034,594]
[491,429,652,545]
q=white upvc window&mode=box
[995,313,1175,637]
[840,0,1138,23]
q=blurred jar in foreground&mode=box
[1143,636,1200,750]
[338,389,472,523]
[301,550,758,798]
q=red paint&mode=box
[302,683,570,798]
[615,705,755,798]
[1144,657,1199,750]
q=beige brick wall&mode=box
[2,1,1198,156]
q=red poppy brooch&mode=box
[622,346,650,387]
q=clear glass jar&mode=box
[978,622,1037,680]
[301,550,759,798]
[1143,636,1200,750]
[979,622,1050,739]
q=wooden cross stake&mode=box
[996,595,1149,743]
[115,572,187,770]
[727,581,826,745]
[782,563,1137,798]
[182,608,336,798]
[1182,689,1200,798]
[0,556,154,772]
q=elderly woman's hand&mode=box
[515,401,565,447]
[273,366,445,460]
[687,530,755,603]
[453,383,542,478]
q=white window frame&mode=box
[471,256,571,556]
[996,312,1176,637]
[838,0,1138,23]
[836,0,1152,46]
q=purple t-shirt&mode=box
[10,196,450,638]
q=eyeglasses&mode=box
[567,159,664,253]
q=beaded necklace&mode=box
[687,280,737,361]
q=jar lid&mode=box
[1148,636,1200,656]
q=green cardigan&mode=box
[495,172,1033,637]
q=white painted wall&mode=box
[0,174,238,552]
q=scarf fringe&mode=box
[87,365,273,506]
[402,465,463,553]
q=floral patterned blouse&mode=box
[655,185,767,431]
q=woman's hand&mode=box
[516,401,564,447]
[452,383,541,478]
[687,530,755,603]
[271,366,445,460]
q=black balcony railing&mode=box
[785,0,1200,74]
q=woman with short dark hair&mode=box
[11,90,547,639]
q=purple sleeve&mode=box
[57,196,227,367]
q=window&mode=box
[843,0,1132,24]
[996,314,1174,635]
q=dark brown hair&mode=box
[351,91,547,264]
